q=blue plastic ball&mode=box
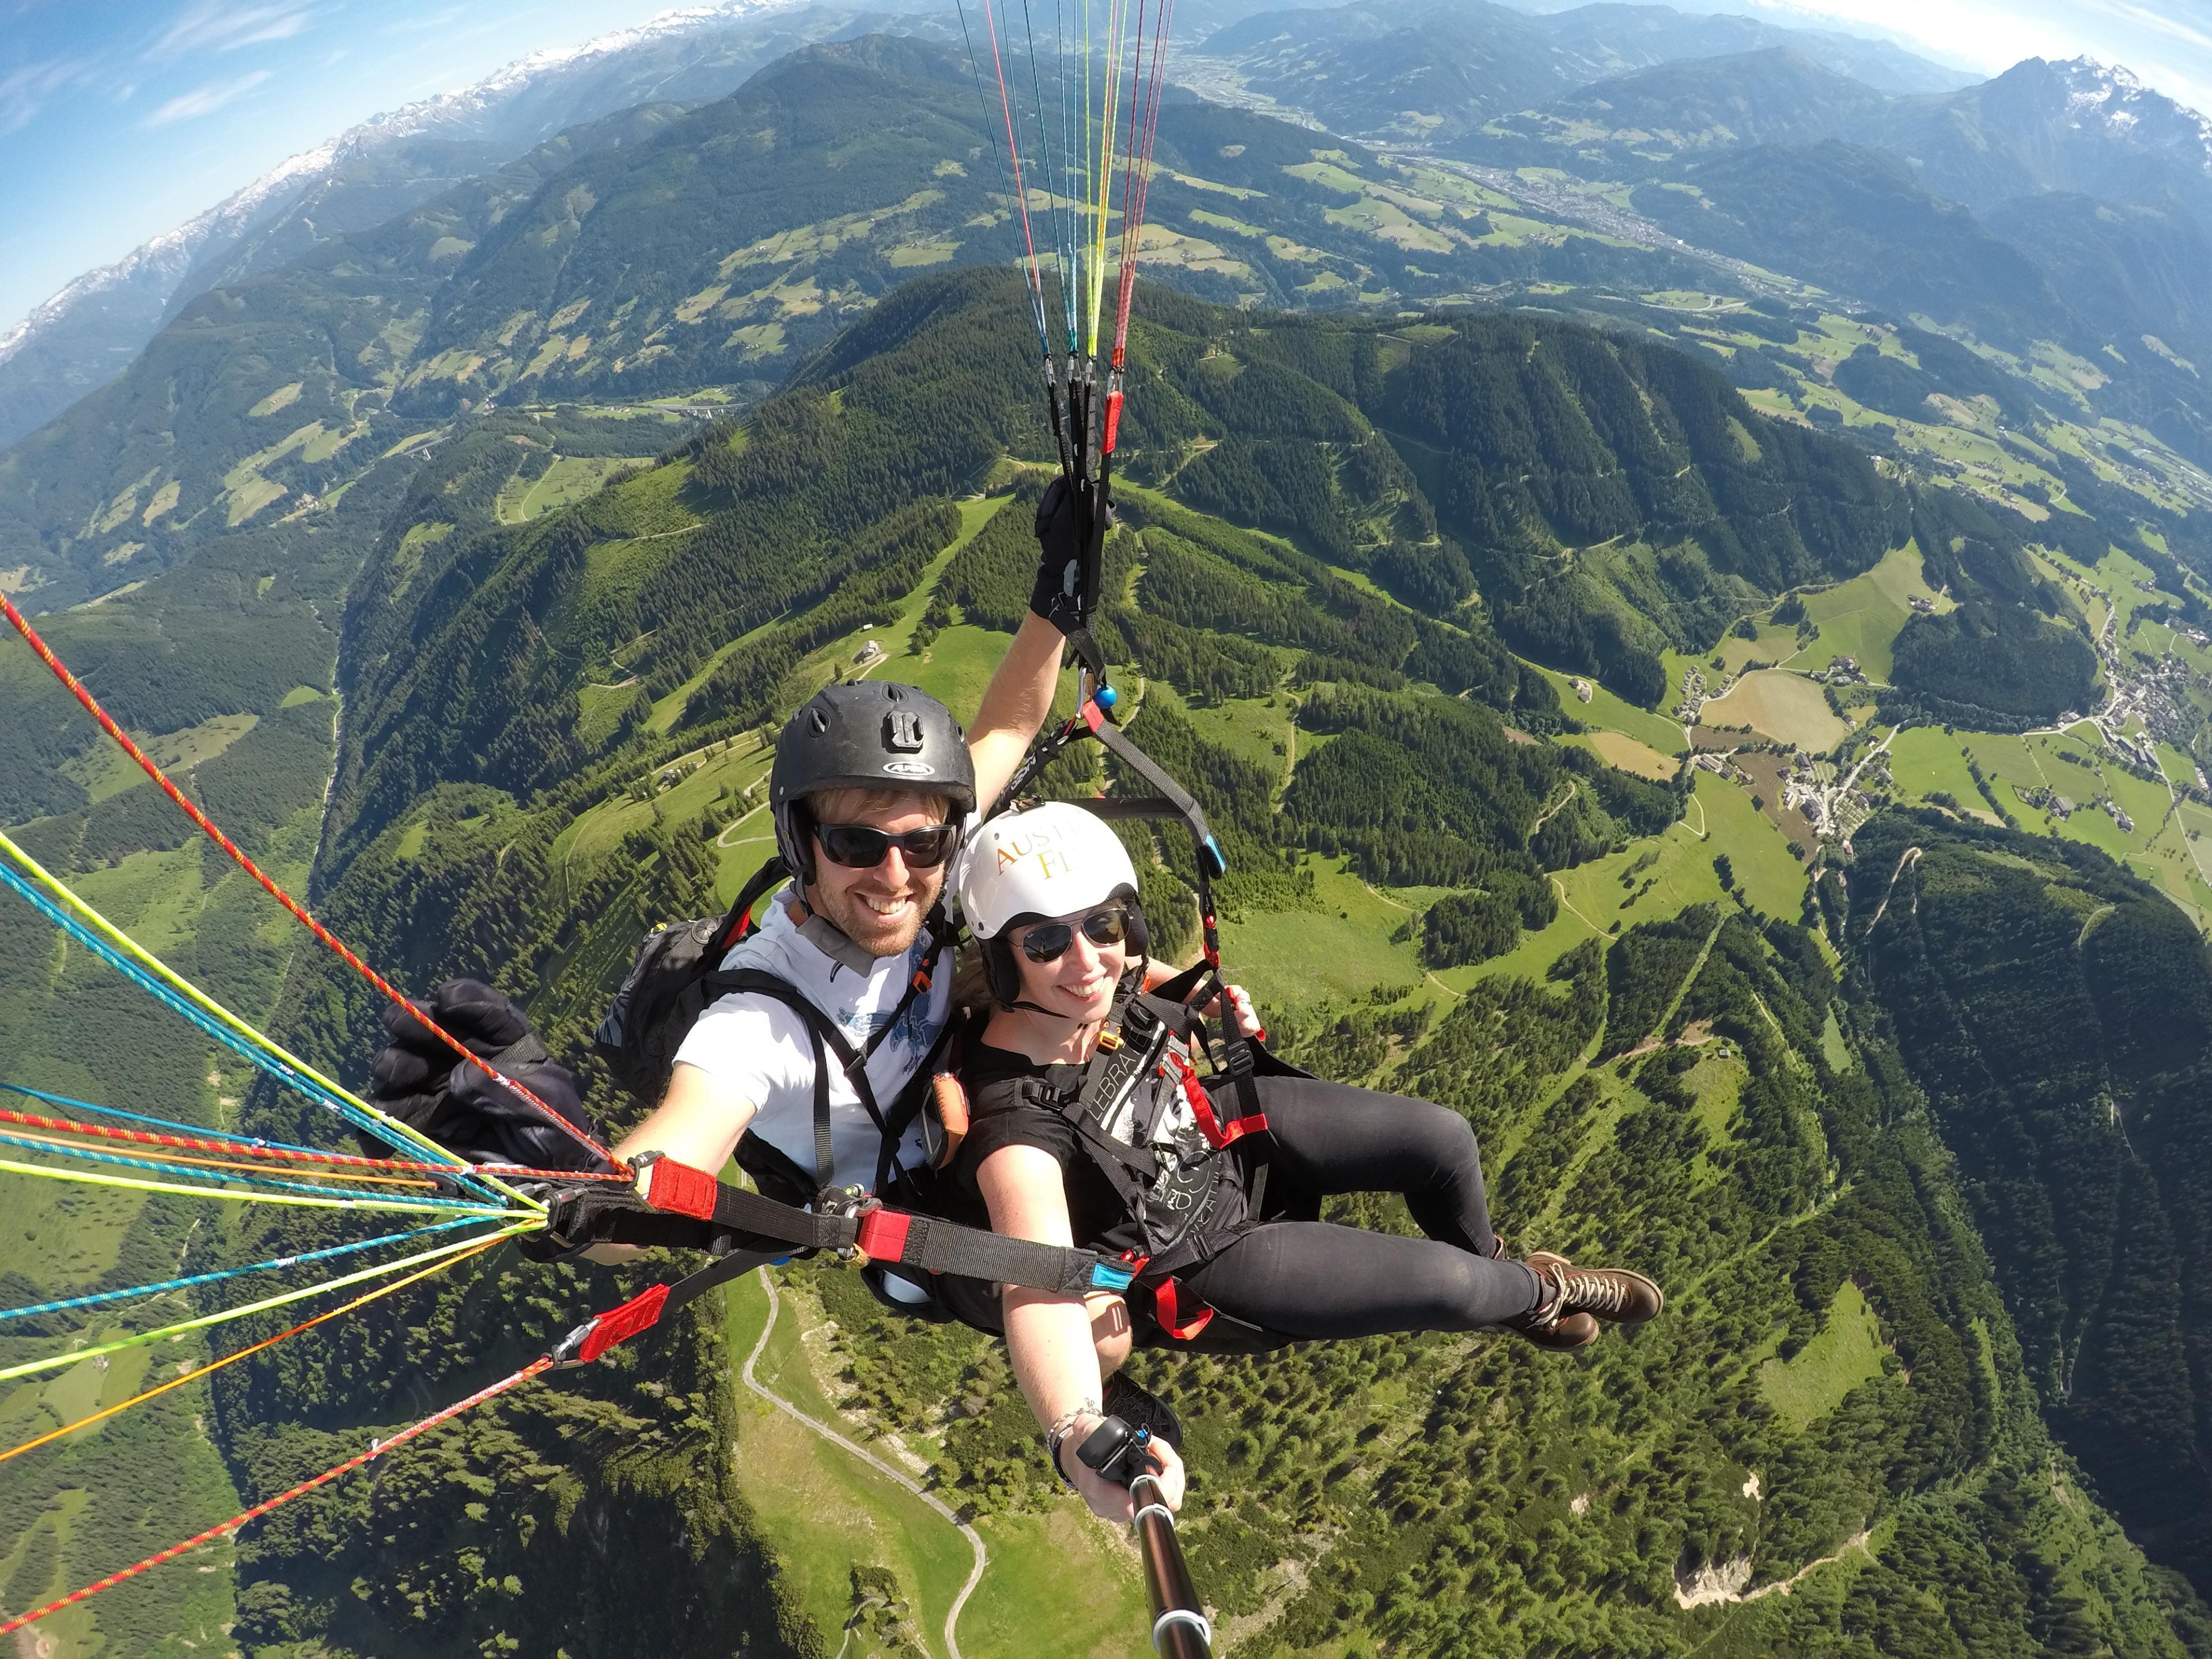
[1095,683,1119,711]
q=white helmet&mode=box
[957,802,1147,1004]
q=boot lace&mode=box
[1559,1268,1633,1317]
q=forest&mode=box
[2,256,2209,1659]
[1846,812,2212,1598]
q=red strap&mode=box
[642,1156,719,1221]
[576,1284,669,1363]
[1082,699,1107,733]
[854,1207,914,1264]
[1169,1052,1266,1150]
[1103,389,1125,454]
[1152,1277,1213,1341]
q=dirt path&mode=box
[1550,875,1604,935]
[743,1271,987,1659]
[1531,779,1579,831]
[1861,846,1922,938]
[1624,912,1725,1058]
[715,800,768,847]
[1679,1532,1874,1656]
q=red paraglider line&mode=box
[1110,0,1175,367]
[981,0,1052,350]
[0,1354,552,1636]
[0,592,619,1174]
[0,1105,628,1184]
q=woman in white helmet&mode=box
[949,801,1664,1522]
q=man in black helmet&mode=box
[585,492,1083,1290]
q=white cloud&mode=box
[0,56,94,135]
[142,68,274,126]
[147,0,317,60]
[2080,0,2212,58]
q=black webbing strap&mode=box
[539,1162,1132,1301]
[1149,960,1267,1134]
[704,910,951,1196]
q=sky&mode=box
[4,0,2212,334]
[1660,0,2212,111]
[0,0,698,329]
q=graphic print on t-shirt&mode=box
[669,893,952,1192]
[840,930,941,1075]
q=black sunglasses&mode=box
[814,821,961,869]
[1017,906,1132,964]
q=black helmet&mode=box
[771,682,978,882]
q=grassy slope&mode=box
[724,1266,1147,1659]
[7,253,2206,1653]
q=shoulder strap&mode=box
[704,905,956,1195]
[714,855,793,953]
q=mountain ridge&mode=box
[0,0,918,450]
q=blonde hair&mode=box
[951,941,1002,1014]
[808,786,953,825]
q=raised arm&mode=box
[967,612,1069,811]
[976,1141,1184,1520]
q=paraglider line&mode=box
[0,1215,492,1324]
[0,1349,554,1637]
[0,1233,507,1468]
[0,1219,534,1384]
[0,592,616,1173]
[0,834,522,1210]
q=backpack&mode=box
[592,855,956,1185]
[592,855,797,1109]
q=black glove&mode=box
[1029,474,1107,636]
[363,979,611,1175]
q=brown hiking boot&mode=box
[1527,1250,1664,1326]
[1498,1248,1598,1351]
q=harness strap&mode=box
[1150,1277,1214,1341]
[705,908,952,1195]
[1148,960,1270,1141]
[539,1157,1137,1301]
[1168,1048,1267,1150]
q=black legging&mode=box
[1179,1077,1543,1338]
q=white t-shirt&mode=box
[672,889,951,1194]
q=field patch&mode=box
[725,1273,982,1659]
[1760,1280,1888,1430]
[1790,542,1947,681]
[1699,671,1849,752]
[1222,855,1428,1012]
[1692,773,1807,917]
[497,454,632,523]
[1577,729,1680,781]
[1887,726,1982,808]
[1531,664,1683,751]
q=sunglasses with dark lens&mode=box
[1017,906,1132,964]
[814,821,960,869]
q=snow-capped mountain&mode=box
[1875,56,2212,217]
[0,0,930,450]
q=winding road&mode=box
[741,1271,988,1659]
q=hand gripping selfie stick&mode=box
[1077,1416,1213,1658]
